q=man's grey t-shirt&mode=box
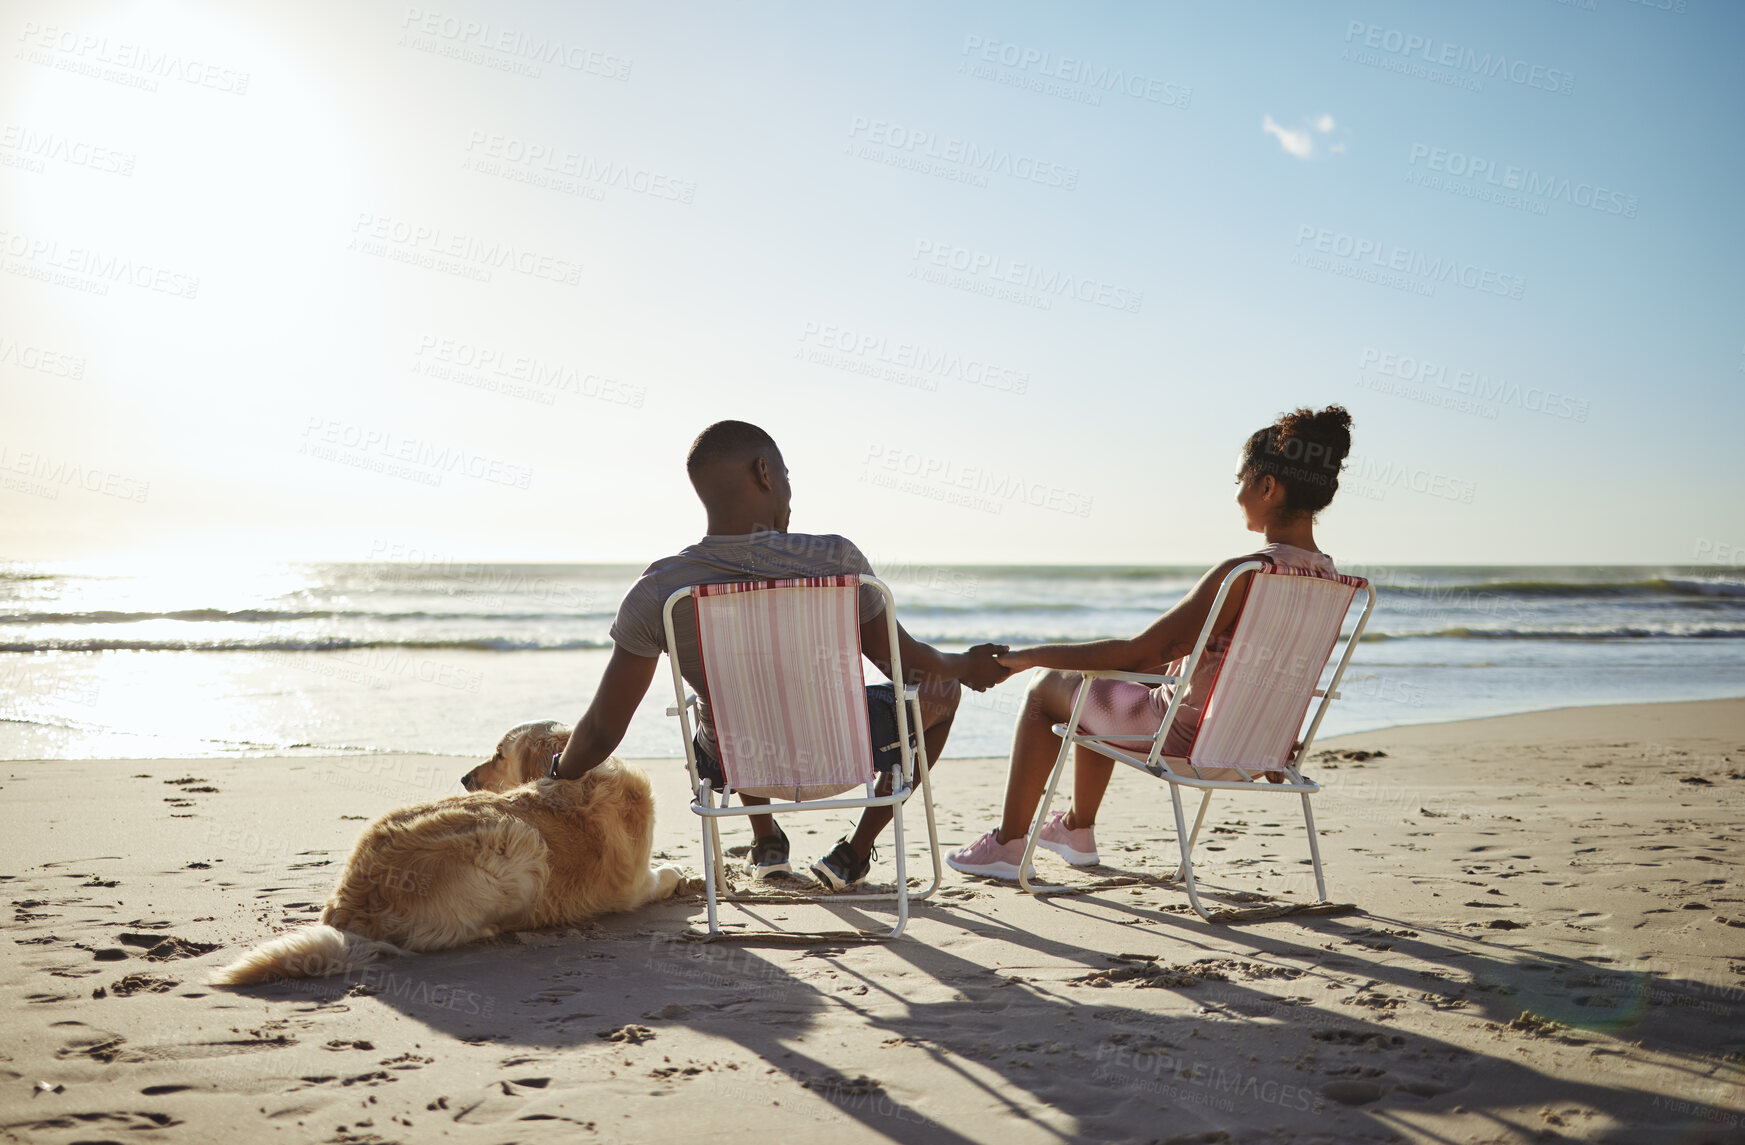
[609,531,886,757]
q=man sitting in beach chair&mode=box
[549,420,1009,889]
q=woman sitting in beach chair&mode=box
[946,405,1356,878]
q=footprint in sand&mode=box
[107,973,179,997]
[117,933,220,961]
[1395,1080,1454,1098]
[55,1029,296,1064]
[5,1111,182,1133]
[1320,1079,1386,1105]
[381,1053,434,1071]
[1310,1028,1405,1048]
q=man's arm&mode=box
[552,644,662,779]
[860,612,1008,693]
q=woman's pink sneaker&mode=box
[1035,811,1099,866]
[945,831,1035,880]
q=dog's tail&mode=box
[207,925,408,986]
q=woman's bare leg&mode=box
[995,669,1080,844]
[1065,743,1115,830]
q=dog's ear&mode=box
[528,732,569,783]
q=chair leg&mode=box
[1168,790,1214,883]
[1300,791,1327,902]
[910,735,944,902]
[708,818,729,897]
[889,788,909,939]
[696,785,724,937]
[701,827,720,938]
[1169,783,1213,922]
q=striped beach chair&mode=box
[661,575,942,939]
[1018,560,1377,920]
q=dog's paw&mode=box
[653,865,683,899]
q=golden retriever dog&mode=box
[210,721,683,985]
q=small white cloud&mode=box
[1329,142,1346,154]
[1262,115,1314,159]
[1313,114,1336,133]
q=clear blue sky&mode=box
[3,0,1741,566]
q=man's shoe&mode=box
[1034,810,1099,866]
[944,830,1035,880]
[810,837,872,892]
[749,826,791,880]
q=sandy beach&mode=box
[2,697,1741,1144]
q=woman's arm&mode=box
[998,558,1258,675]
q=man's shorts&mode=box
[692,682,913,788]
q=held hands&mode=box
[958,643,1013,692]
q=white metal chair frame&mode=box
[1017,560,1378,920]
[661,575,943,939]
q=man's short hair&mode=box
[686,420,778,485]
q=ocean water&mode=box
[2,560,1742,763]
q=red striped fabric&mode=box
[1186,567,1365,774]
[693,577,875,794]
